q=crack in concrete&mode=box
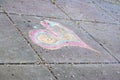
[0,62,119,65]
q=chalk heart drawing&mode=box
[29,20,99,53]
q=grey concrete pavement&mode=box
[55,0,118,23]
[80,22,120,61]
[51,64,120,80]
[0,65,55,80]
[94,0,120,22]
[0,13,40,63]
[0,6,3,12]
[0,0,120,80]
[9,15,117,63]
[0,0,68,19]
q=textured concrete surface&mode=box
[0,0,68,19]
[0,6,3,12]
[0,13,39,63]
[51,64,120,80]
[94,0,120,22]
[55,0,117,23]
[0,0,120,80]
[80,22,120,61]
[0,65,55,80]
[8,15,117,63]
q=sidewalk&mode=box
[0,0,120,80]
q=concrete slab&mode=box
[103,0,120,4]
[55,0,117,23]
[94,0,120,22]
[9,14,117,63]
[51,64,120,80]
[0,65,55,80]
[80,22,120,61]
[0,9,1,12]
[0,0,68,19]
[0,6,3,12]
[0,13,40,63]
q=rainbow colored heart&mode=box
[29,20,99,53]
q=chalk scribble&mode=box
[29,20,99,53]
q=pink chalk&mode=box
[29,20,99,53]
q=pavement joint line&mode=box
[6,12,69,20]
[92,0,120,23]
[55,3,72,20]
[2,12,119,25]
[46,62,120,64]
[0,12,4,14]
[0,63,35,65]
[73,19,120,25]
[0,62,119,65]
[2,8,58,80]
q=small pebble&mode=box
[75,21,80,25]
[33,26,39,29]
[51,0,56,4]
[64,75,67,78]
[11,73,14,76]
[117,71,120,74]
[71,75,75,78]
[27,20,31,22]
[62,55,65,58]
[57,73,60,76]
[49,78,53,80]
